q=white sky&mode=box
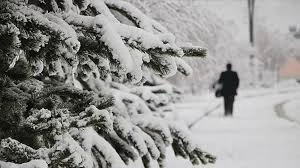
[198,0,300,41]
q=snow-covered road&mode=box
[167,85,300,168]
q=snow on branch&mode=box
[104,0,169,34]
[181,46,207,57]
[0,160,47,168]
[116,24,183,57]
[175,57,193,76]
[168,122,216,165]
[63,13,134,74]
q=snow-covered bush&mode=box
[0,0,215,167]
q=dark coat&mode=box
[218,70,239,96]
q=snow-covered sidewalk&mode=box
[167,86,300,168]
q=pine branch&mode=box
[181,46,207,57]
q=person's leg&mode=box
[228,95,235,116]
[224,96,230,116]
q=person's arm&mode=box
[234,72,239,89]
[218,72,224,84]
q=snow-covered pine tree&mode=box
[0,0,215,167]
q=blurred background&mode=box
[126,0,300,94]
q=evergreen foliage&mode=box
[0,0,215,167]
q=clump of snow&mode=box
[0,160,48,168]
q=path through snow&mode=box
[166,85,300,168]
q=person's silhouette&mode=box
[218,63,239,116]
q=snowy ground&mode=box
[166,82,300,168]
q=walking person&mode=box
[218,63,239,116]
